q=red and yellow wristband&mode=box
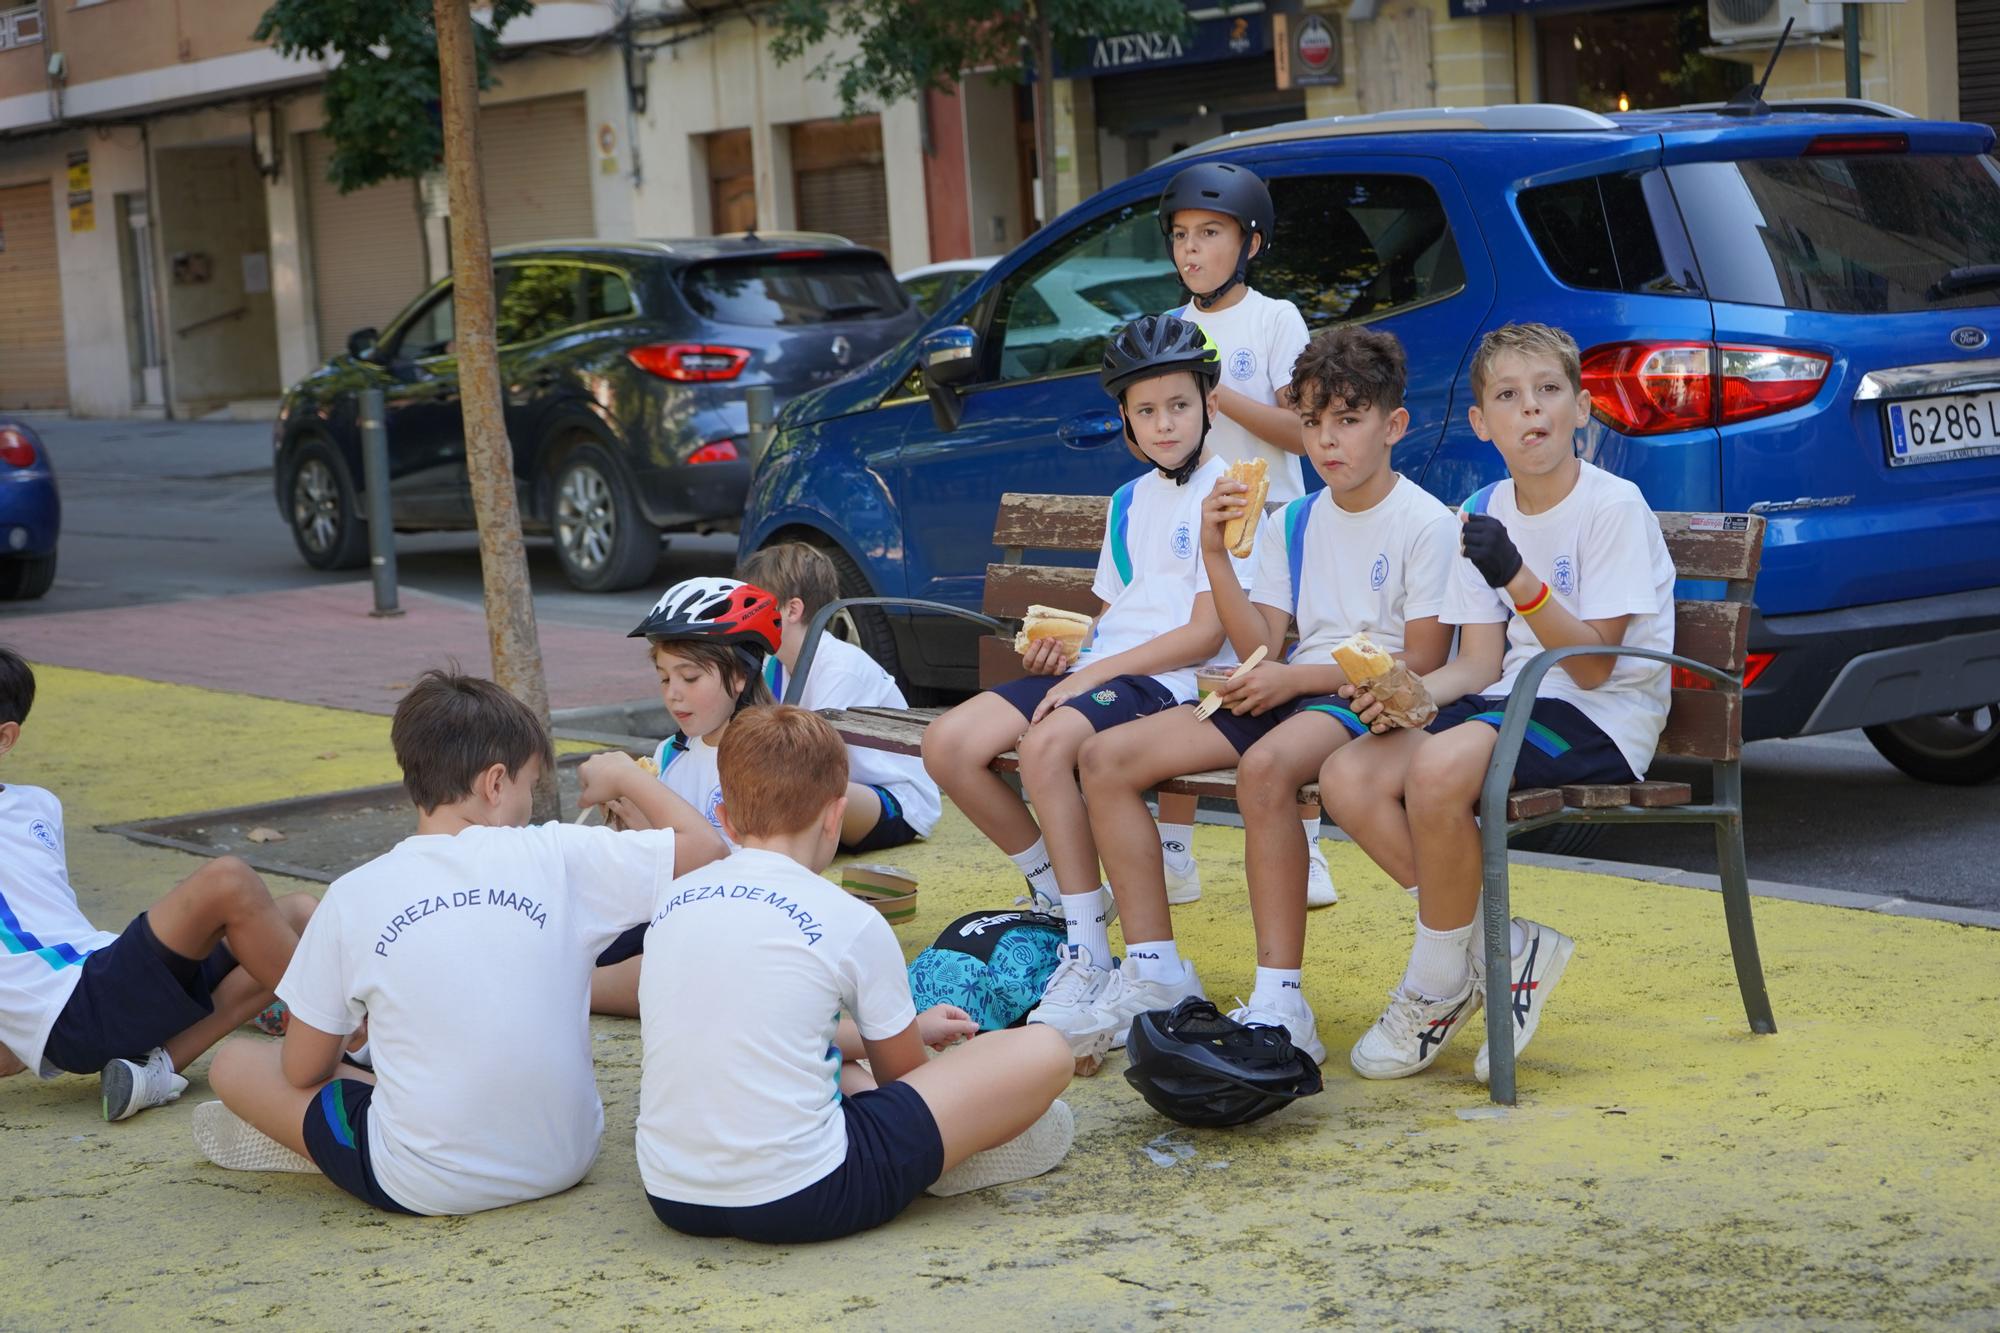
[1514,582,1553,616]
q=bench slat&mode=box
[1630,780,1694,807]
[991,494,1109,553]
[985,563,1098,620]
[1560,783,1632,808]
[1507,788,1565,819]
[1658,512,1765,582]
[1657,687,1739,762]
[1673,599,1750,674]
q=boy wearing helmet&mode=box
[193,670,725,1215]
[923,312,1246,1069]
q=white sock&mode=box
[1062,889,1113,965]
[1403,921,1473,1001]
[1301,815,1321,849]
[1009,839,1059,904]
[1403,884,1420,900]
[1125,938,1182,983]
[1158,822,1195,868]
[1510,919,1528,958]
[1250,966,1304,1013]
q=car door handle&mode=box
[1058,411,1122,448]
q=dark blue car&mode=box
[0,418,58,601]
[743,102,2000,784]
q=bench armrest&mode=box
[1478,644,1739,826]
[789,598,1010,705]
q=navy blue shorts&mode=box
[840,785,920,856]
[648,1079,945,1245]
[1206,693,1369,757]
[987,672,1179,733]
[596,923,647,968]
[41,912,237,1075]
[1428,695,1638,788]
[301,1078,418,1215]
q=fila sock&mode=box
[1125,938,1183,984]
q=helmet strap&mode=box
[1188,230,1255,311]
[1121,398,1210,485]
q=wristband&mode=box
[1514,582,1553,616]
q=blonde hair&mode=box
[1469,323,1582,402]
[717,705,849,836]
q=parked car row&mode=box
[0,418,58,601]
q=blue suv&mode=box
[743,102,2000,785]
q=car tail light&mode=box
[687,439,739,465]
[1581,342,1828,436]
[1673,651,1775,691]
[0,427,37,469]
[1804,133,1907,156]
[628,344,751,382]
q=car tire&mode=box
[285,439,369,572]
[0,552,56,601]
[1864,706,2000,785]
[1509,822,1607,858]
[783,536,929,698]
[550,442,660,593]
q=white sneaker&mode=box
[1305,839,1338,908]
[192,1101,320,1174]
[1025,945,1116,1055]
[1229,997,1327,1066]
[1162,840,1203,905]
[926,1098,1075,1196]
[1349,982,1482,1080]
[1474,919,1576,1084]
[1015,884,1118,928]
[101,1048,187,1122]
[1068,961,1206,1058]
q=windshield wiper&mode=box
[1927,266,2000,301]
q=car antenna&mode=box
[1719,17,1792,117]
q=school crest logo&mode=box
[705,787,726,831]
[1171,522,1194,559]
[1370,554,1389,591]
[1552,554,1576,597]
[29,819,57,852]
[1091,689,1118,707]
[1229,348,1256,382]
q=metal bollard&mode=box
[745,384,776,469]
[358,387,402,618]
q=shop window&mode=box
[1259,174,1467,326]
[1519,172,1683,295]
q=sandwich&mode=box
[1013,605,1093,661]
[1330,631,1437,729]
[1222,458,1268,558]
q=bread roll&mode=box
[1222,458,1268,558]
[1013,605,1093,661]
[1332,633,1394,685]
[1331,631,1437,729]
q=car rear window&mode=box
[1667,153,2000,313]
[1518,171,1694,296]
[681,254,911,326]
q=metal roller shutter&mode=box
[0,181,68,410]
[1960,0,2000,130]
[792,116,890,253]
[480,94,593,247]
[304,131,427,362]
[1093,59,1299,137]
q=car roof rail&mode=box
[1168,103,1619,161]
[1647,96,1916,119]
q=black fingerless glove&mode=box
[1461,514,1523,589]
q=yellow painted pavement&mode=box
[3,666,1997,1328]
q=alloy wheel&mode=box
[292,458,341,556]
[556,461,615,575]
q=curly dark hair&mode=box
[1287,325,1408,417]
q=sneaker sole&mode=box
[1476,931,1575,1084]
[192,1102,321,1174]
[1348,998,1478,1080]
[100,1060,136,1123]
[925,1100,1074,1196]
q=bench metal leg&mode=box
[1480,813,1518,1105]
[1713,762,1777,1035]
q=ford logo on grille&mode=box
[1951,326,1988,350]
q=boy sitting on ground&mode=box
[193,669,725,1215]
[0,646,318,1121]
[737,541,942,854]
[638,704,1074,1244]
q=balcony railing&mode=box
[0,4,43,51]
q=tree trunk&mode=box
[433,0,561,824]
[1034,1,1059,231]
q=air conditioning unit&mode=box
[1708,0,1840,44]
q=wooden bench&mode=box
[789,492,1773,1105]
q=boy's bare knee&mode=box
[1025,1024,1075,1090]
[1237,745,1289,803]
[1075,734,1123,789]
[277,893,318,929]
[206,1037,258,1097]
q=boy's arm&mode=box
[1418,620,1507,702]
[0,1042,25,1078]
[1402,615,1453,676]
[1035,594,1226,718]
[280,1019,347,1089]
[577,752,728,871]
[1197,476,1342,713]
[862,1023,929,1084]
[1211,386,1307,455]
[1463,514,1634,690]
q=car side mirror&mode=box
[346,327,380,360]
[919,325,978,431]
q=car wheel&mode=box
[1864,706,2000,785]
[286,440,369,571]
[550,443,660,593]
[0,553,56,601]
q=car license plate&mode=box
[1883,391,2000,466]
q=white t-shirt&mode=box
[1443,460,1676,778]
[653,733,731,848]
[636,846,917,1207]
[1085,453,1248,701]
[764,636,941,838]
[1250,475,1457,664]
[0,785,120,1078]
[1178,288,1311,503]
[277,822,678,1216]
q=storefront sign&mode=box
[66,150,92,233]
[1056,6,1271,78]
[1274,12,1343,88]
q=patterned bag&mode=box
[906,909,1067,1031]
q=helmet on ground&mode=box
[1158,161,1276,308]
[1123,996,1323,1128]
[1100,313,1222,400]
[628,577,781,655]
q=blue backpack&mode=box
[906,910,1067,1031]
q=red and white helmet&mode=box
[628,577,781,655]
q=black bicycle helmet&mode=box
[1158,161,1276,310]
[1100,314,1223,483]
[1123,997,1324,1128]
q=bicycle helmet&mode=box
[1158,161,1276,310]
[1123,997,1324,1128]
[628,577,782,655]
[1101,313,1222,483]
